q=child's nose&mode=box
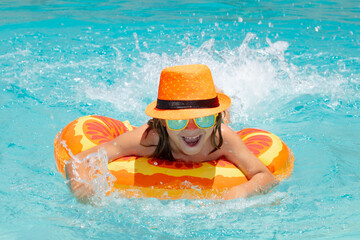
[185,119,198,130]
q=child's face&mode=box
[164,118,213,156]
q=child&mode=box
[66,64,277,201]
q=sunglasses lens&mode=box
[167,119,188,130]
[195,115,216,129]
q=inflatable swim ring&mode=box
[54,115,294,200]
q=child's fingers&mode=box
[70,179,95,200]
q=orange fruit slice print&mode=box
[83,115,130,145]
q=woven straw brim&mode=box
[145,93,231,120]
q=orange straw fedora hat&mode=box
[145,64,231,120]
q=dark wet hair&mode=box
[143,113,224,161]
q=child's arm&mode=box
[65,124,155,202]
[220,125,278,199]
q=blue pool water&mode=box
[1,0,359,239]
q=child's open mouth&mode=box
[182,135,201,147]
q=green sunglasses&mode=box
[166,114,218,131]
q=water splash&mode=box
[2,29,357,126]
[97,191,289,238]
[61,139,115,205]
[112,32,357,125]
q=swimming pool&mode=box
[1,0,359,238]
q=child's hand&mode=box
[69,179,95,203]
[223,173,278,200]
[65,157,97,203]
[223,185,250,200]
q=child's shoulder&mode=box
[220,124,244,148]
[138,124,159,146]
[220,123,238,136]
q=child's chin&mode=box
[180,140,203,155]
